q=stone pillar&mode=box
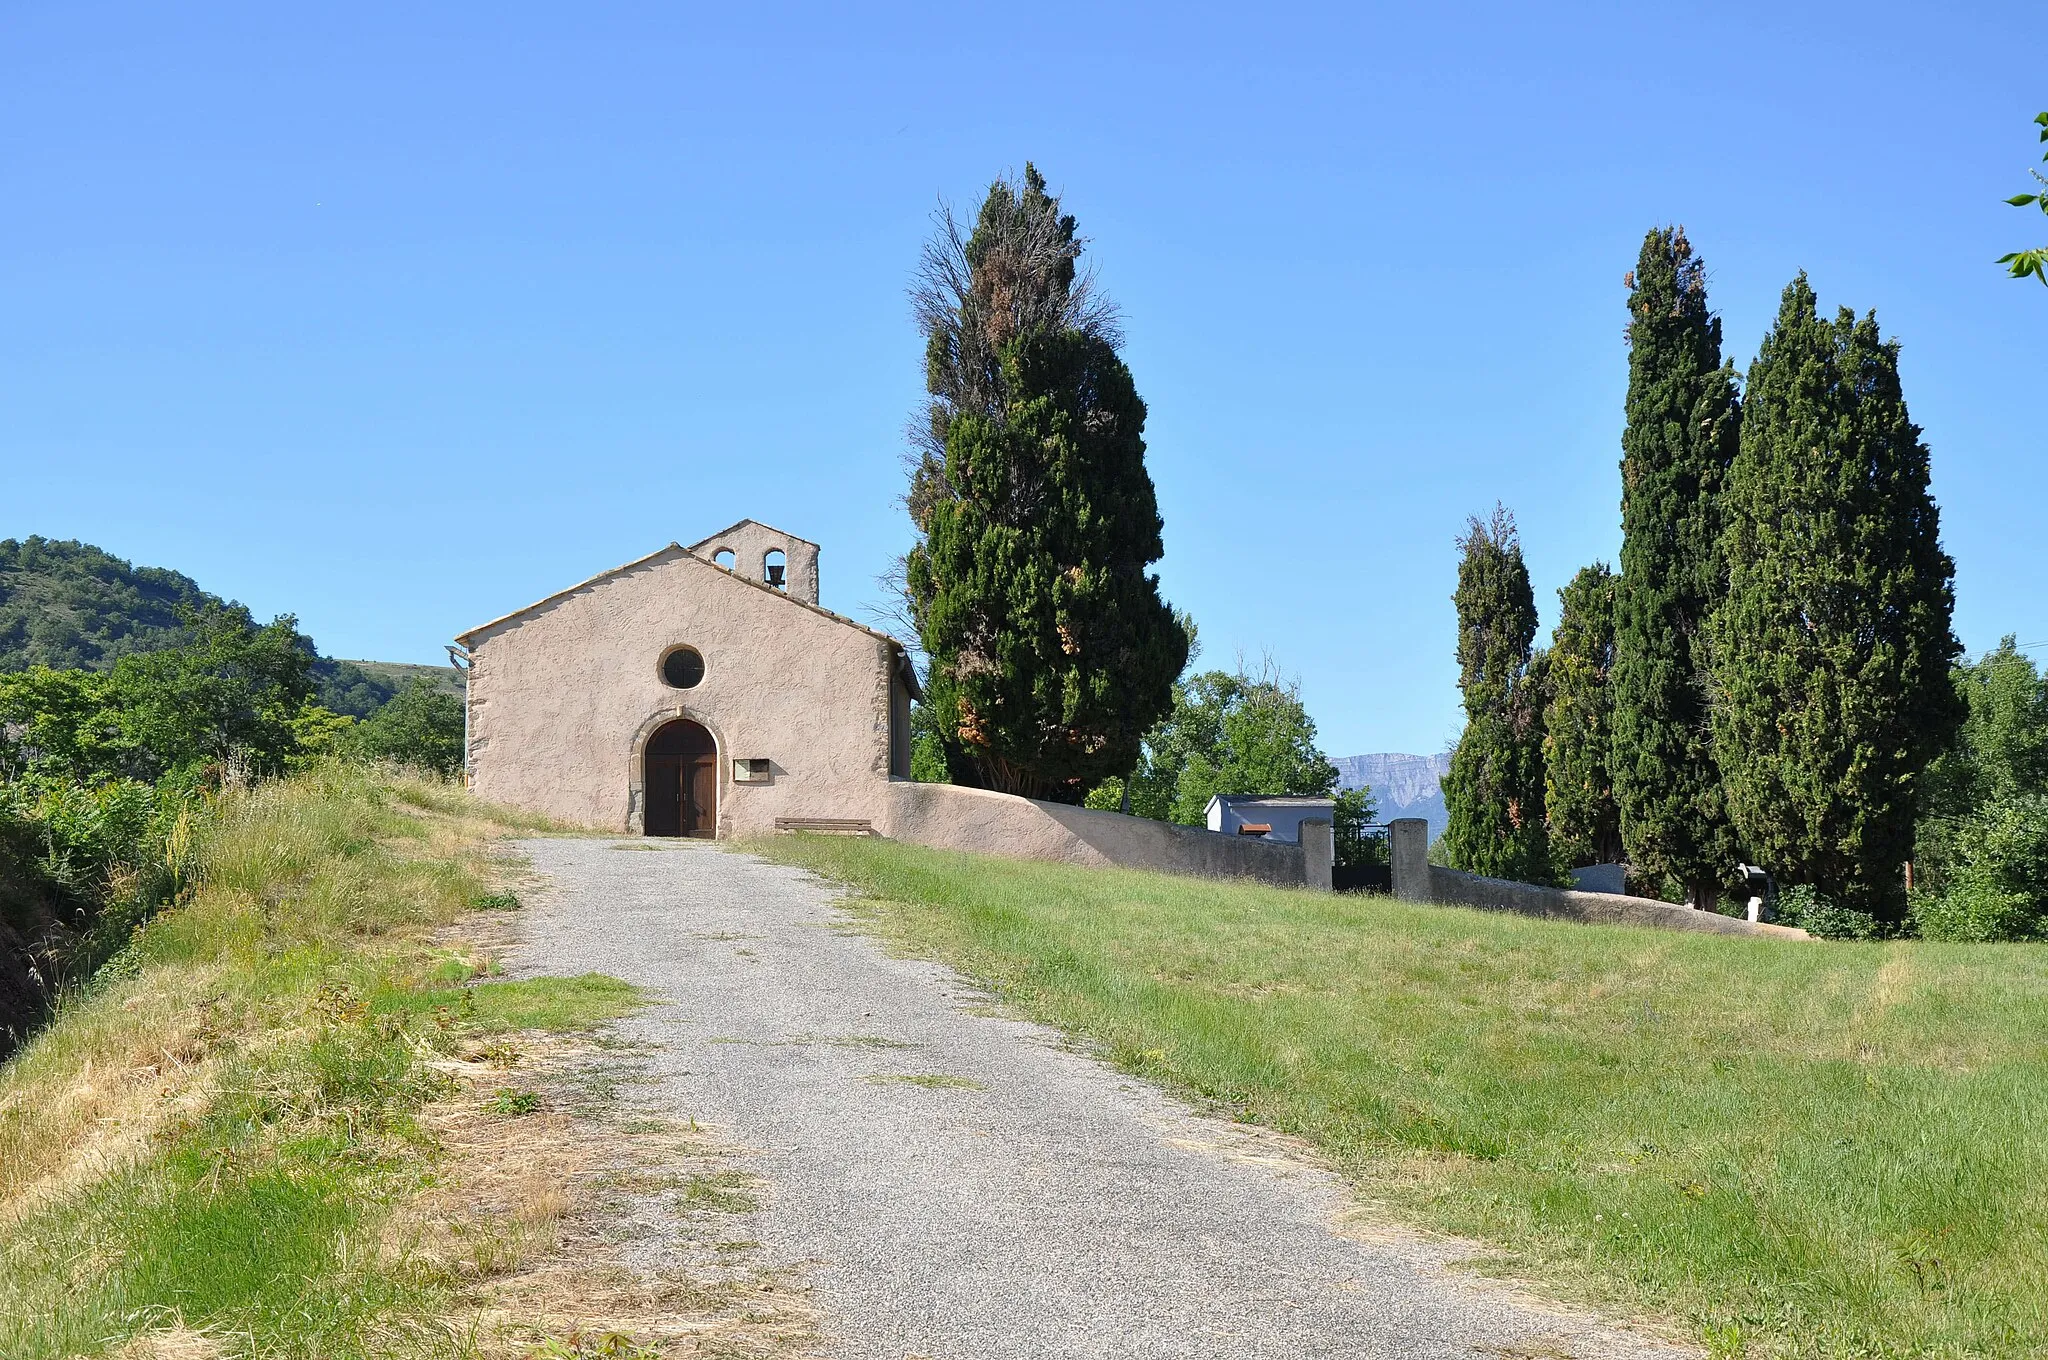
[1299,818,1334,893]
[1390,818,1431,902]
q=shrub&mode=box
[0,776,199,974]
[1914,793,2048,941]
[348,678,464,776]
[1775,884,1888,940]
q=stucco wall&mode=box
[687,521,821,605]
[878,781,1319,889]
[463,548,895,835]
[1421,865,1810,939]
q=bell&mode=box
[766,563,786,588]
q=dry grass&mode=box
[0,960,232,1217]
[406,1033,820,1359]
[111,1328,225,1360]
[1,766,821,1359]
[0,766,541,1218]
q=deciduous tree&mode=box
[1156,664,1339,825]
[349,677,465,776]
[107,604,316,781]
[1995,111,2048,286]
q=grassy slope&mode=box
[0,768,639,1359]
[340,660,468,698]
[757,835,2048,1360]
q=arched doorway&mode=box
[644,719,717,838]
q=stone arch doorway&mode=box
[644,719,718,838]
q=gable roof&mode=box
[686,518,820,554]
[452,541,918,696]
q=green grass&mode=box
[865,1072,987,1091]
[6,1028,459,1358]
[756,834,2048,1360]
[678,1170,759,1213]
[379,972,646,1033]
[0,766,640,1359]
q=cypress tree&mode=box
[906,169,1185,802]
[1442,507,1552,882]
[1708,277,1962,921]
[1611,226,1742,909]
[1544,563,1623,871]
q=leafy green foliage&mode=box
[0,667,125,783]
[1709,276,1963,922]
[309,659,403,719]
[1611,227,1742,909]
[1543,563,1622,872]
[0,607,331,1043]
[1922,638,2048,822]
[108,603,317,781]
[1994,111,2048,286]
[1773,883,1887,941]
[1442,508,1551,883]
[1090,663,1338,824]
[908,702,951,783]
[347,676,465,776]
[908,170,1184,801]
[1913,794,2048,941]
[1913,638,2048,935]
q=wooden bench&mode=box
[773,817,877,836]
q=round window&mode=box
[662,646,705,689]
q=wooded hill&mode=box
[0,537,457,716]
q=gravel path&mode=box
[508,837,1690,1360]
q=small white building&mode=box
[1204,794,1337,845]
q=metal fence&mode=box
[1334,823,1392,893]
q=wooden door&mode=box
[682,756,717,837]
[645,719,716,838]
[645,755,683,837]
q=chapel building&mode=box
[455,520,919,838]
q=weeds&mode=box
[679,1171,760,1213]
[527,1330,662,1359]
[488,1088,545,1116]
[865,1072,985,1091]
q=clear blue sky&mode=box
[3,1,2040,757]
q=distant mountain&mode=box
[1333,752,1452,840]
[0,536,455,718]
